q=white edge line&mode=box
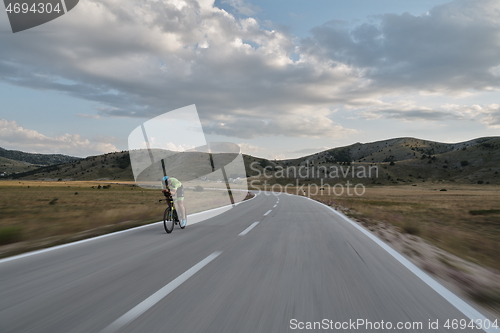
[303,195,499,333]
[238,222,259,236]
[0,193,258,265]
[60,0,68,13]
[263,209,272,216]
[101,251,221,333]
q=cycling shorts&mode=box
[175,185,184,201]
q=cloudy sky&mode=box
[0,0,499,159]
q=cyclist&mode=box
[162,176,187,227]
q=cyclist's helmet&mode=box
[163,176,169,182]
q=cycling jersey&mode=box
[163,177,184,201]
[169,177,182,190]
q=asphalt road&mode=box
[0,192,497,333]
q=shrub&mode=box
[118,155,130,169]
[402,223,420,235]
[461,160,469,167]
[477,180,484,184]
[469,209,500,215]
[49,198,58,205]
[0,226,23,245]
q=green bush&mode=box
[0,226,23,245]
[461,160,469,167]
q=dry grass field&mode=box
[0,180,243,256]
[295,184,500,271]
[2,179,498,271]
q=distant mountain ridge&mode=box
[260,136,500,185]
[6,137,500,185]
[279,137,500,164]
[0,147,80,166]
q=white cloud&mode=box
[0,0,361,139]
[205,107,357,139]
[286,147,329,154]
[0,119,117,156]
[0,0,499,142]
[357,101,461,121]
[268,153,286,160]
[238,143,261,154]
[147,137,194,152]
[356,101,500,128]
[443,104,500,128]
[302,0,500,94]
[164,142,195,151]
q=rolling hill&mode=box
[255,137,500,185]
[0,156,39,175]
[0,147,80,166]
[6,137,500,185]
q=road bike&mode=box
[160,195,186,233]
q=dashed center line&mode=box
[101,252,222,333]
[273,204,277,208]
[264,210,272,216]
[238,222,259,236]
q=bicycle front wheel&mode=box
[163,207,174,233]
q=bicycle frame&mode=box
[161,197,176,213]
[160,194,185,233]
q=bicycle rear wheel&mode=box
[163,207,174,233]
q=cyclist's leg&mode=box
[176,198,185,220]
[176,186,186,221]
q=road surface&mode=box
[0,192,497,332]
